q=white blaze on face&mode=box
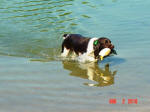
[87,38,98,54]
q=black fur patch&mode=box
[62,34,90,55]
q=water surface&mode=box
[0,0,150,112]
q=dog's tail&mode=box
[63,34,70,39]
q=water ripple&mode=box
[1,0,142,59]
[0,0,79,59]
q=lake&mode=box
[0,0,150,112]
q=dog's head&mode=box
[93,37,116,59]
[97,37,114,49]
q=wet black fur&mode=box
[62,34,90,55]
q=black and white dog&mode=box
[61,34,116,61]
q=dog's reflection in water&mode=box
[62,61,117,87]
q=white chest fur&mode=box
[76,38,98,62]
[87,38,98,54]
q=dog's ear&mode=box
[93,40,101,59]
[94,40,99,46]
[93,40,101,49]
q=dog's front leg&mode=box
[61,47,70,57]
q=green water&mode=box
[0,0,150,112]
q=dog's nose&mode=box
[109,45,114,49]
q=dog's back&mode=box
[62,34,90,55]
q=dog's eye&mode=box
[105,40,108,43]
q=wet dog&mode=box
[61,34,116,61]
